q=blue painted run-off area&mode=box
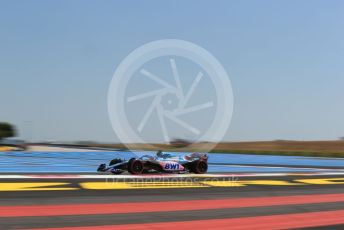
[1,151,344,173]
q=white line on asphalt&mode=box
[1,172,344,179]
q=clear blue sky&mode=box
[1,0,344,142]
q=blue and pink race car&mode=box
[97,151,208,174]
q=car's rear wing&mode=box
[186,152,208,162]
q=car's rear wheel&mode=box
[127,158,144,174]
[190,160,208,174]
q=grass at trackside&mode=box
[207,141,344,158]
[62,140,344,158]
[3,141,344,158]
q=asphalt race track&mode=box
[1,173,344,229]
[1,149,344,229]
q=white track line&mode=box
[214,164,344,171]
[1,172,344,179]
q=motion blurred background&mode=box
[1,0,344,145]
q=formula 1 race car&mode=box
[97,151,208,174]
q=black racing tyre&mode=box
[127,158,144,175]
[190,160,208,174]
[109,158,123,166]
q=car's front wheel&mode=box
[127,158,144,174]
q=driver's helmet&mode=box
[156,150,163,158]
